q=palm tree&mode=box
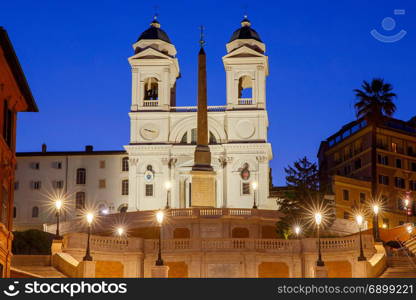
[354,78,397,205]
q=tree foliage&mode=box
[354,78,397,122]
[12,230,54,255]
[276,157,334,238]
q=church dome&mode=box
[229,16,262,42]
[137,17,172,44]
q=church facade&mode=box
[14,17,276,229]
[125,17,274,211]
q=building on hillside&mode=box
[14,17,277,230]
[14,146,129,231]
[0,27,38,277]
[318,117,416,228]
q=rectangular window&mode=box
[122,180,129,195]
[354,159,362,170]
[343,212,350,219]
[122,157,129,172]
[395,159,402,168]
[392,142,398,153]
[99,179,106,189]
[75,192,86,209]
[343,189,349,201]
[99,160,106,168]
[14,181,19,190]
[377,155,388,165]
[31,162,40,170]
[394,177,405,189]
[53,180,64,189]
[378,175,389,185]
[32,181,41,190]
[410,181,416,191]
[359,193,366,204]
[411,162,416,172]
[145,184,153,197]
[53,161,62,169]
[76,168,86,185]
[242,182,250,195]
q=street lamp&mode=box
[83,212,94,261]
[314,212,324,266]
[356,214,367,261]
[252,182,258,209]
[407,225,413,235]
[294,225,301,239]
[155,210,164,266]
[372,204,381,242]
[116,227,125,237]
[54,199,63,240]
[404,197,410,222]
[165,181,172,209]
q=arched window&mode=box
[144,77,159,100]
[180,129,218,144]
[76,168,86,185]
[122,179,129,195]
[32,206,39,218]
[122,157,129,172]
[98,204,107,216]
[238,75,253,104]
[118,204,128,213]
[75,192,86,209]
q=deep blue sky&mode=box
[2,0,415,186]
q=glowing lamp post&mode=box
[404,198,410,222]
[117,227,125,237]
[155,210,164,266]
[83,212,94,261]
[356,214,367,261]
[407,225,413,235]
[294,225,301,239]
[252,182,258,209]
[372,204,381,242]
[55,199,63,240]
[315,212,324,266]
[165,181,172,209]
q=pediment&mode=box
[129,47,172,61]
[223,45,265,59]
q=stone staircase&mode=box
[11,255,67,278]
[379,257,416,278]
[404,237,416,255]
[12,266,67,278]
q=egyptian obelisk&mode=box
[190,27,216,207]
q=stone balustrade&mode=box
[143,235,374,255]
[62,233,143,253]
[44,208,283,235]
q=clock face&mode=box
[140,123,160,140]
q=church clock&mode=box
[140,123,160,140]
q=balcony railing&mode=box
[238,98,253,105]
[170,106,226,112]
[143,100,159,107]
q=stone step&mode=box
[380,267,416,278]
[13,266,67,278]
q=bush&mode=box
[12,230,54,255]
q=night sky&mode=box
[2,0,415,186]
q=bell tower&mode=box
[222,16,269,110]
[128,16,180,112]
